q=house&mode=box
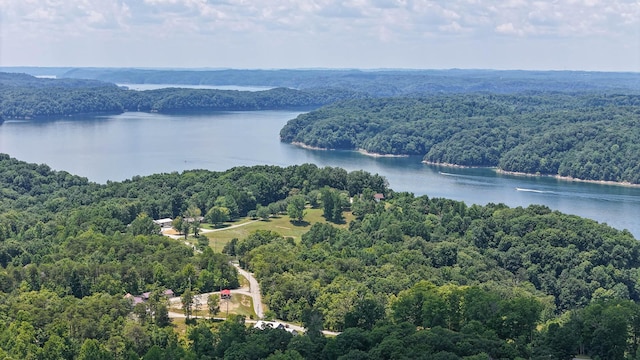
[374,193,385,202]
[253,321,299,335]
[153,218,173,228]
[125,293,144,305]
[125,288,174,304]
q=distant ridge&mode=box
[2,67,638,95]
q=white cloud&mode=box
[0,0,638,70]
[495,22,522,36]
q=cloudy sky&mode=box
[1,0,638,71]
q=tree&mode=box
[129,213,159,236]
[206,206,230,227]
[188,322,216,358]
[173,216,188,238]
[287,195,306,223]
[321,187,345,223]
[78,338,112,360]
[208,294,220,318]
[155,303,171,327]
[185,205,202,237]
[256,205,271,220]
[181,288,194,322]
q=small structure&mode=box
[125,288,174,304]
[374,193,385,202]
[125,293,144,305]
[254,321,298,335]
[221,289,231,300]
[153,218,173,228]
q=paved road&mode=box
[167,266,342,336]
[167,265,263,320]
[162,220,261,240]
[232,263,264,319]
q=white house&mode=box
[153,218,173,228]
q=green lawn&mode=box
[204,208,354,252]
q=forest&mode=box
[0,154,639,359]
[280,93,640,184]
[27,67,640,95]
[0,72,361,119]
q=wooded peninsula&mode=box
[280,93,640,184]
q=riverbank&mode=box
[421,160,484,168]
[357,149,409,158]
[290,141,332,151]
[495,169,640,188]
[290,141,409,158]
[422,159,640,188]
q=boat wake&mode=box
[515,187,553,194]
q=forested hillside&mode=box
[53,68,640,95]
[0,73,362,119]
[280,93,640,184]
[0,154,639,359]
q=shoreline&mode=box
[357,149,409,158]
[290,141,333,151]
[495,169,640,188]
[421,160,485,169]
[290,142,408,158]
[293,143,639,188]
[424,160,640,187]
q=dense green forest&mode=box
[0,72,361,119]
[280,93,640,184]
[12,67,640,95]
[1,154,639,359]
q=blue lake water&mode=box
[1,110,639,238]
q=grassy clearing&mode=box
[205,208,354,252]
[169,294,256,320]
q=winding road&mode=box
[232,263,264,319]
[167,262,263,319]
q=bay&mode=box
[1,110,639,238]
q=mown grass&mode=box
[204,208,354,252]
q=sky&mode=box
[0,0,638,72]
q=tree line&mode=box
[59,67,640,95]
[280,93,640,184]
[0,72,363,119]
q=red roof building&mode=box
[221,289,231,299]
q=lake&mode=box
[1,109,640,238]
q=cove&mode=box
[1,110,639,238]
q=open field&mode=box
[169,293,256,319]
[204,208,354,252]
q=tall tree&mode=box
[181,289,194,322]
[208,294,220,318]
[287,195,306,223]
